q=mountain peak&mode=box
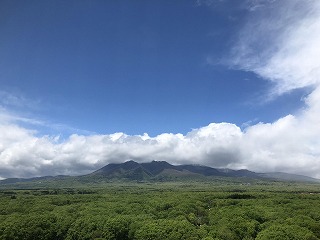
[125,160,138,164]
[89,161,319,183]
[122,160,140,167]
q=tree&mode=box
[256,224,318,240]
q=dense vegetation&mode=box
[1,182,320,240]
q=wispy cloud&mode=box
[0,90,40,110]
[245,0,277,12]
[0,90,94,136]
[230,0,320,97]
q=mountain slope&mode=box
[86,160,320,182]
[88,160,153,181]
[258,172,319,182]
[1,160,319,186]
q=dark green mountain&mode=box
[88,160,153,181]
[1,160,319,187]
[88,160,224,180]
[86,160,319,183]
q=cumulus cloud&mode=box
[1,0,320,179]
[0,119,244,178]
[0,107,319,178]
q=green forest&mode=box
[1,182,320,240]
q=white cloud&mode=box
[231,0,320,96]
[1,0,320,179]
[228,0,320,177]
[1,102,320,178]
[0,117,244,178]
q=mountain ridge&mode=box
[1,160,319,185]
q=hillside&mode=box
[0,160,319,187]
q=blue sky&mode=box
[1,0,320,178]
[0,0,306,136]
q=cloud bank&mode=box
[1,0,320,179]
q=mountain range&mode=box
[1,160,319,186]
